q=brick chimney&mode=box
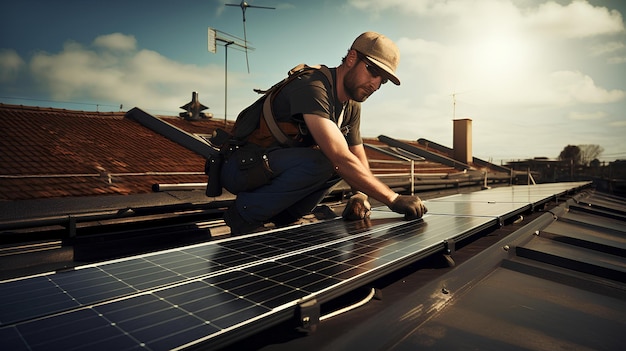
[453,118,472,165]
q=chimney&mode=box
[453,118,472,165]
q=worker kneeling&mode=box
[212,32,427,235]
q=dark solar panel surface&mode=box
[0,182,590,350]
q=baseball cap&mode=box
[350,31,401,85]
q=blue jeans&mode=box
[221,147,340,223]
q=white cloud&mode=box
[398,39,625,108]
[463,70,625,107]
[347,0,437,14]
[390,2,619,103]
[549,70,626,104]
[92,33,137,52]
[28,33,229,113]
[523,0,624,38]
[590,41,625,56]
[607,55,626,64]
[398,37,449,68]
[0,49,25,83]
[589,41,626,64]
[349,0,624,38]
[567,110,607,120]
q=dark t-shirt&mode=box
[272,68,362,146]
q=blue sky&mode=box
[1,0,625,164]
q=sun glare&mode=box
[469,32,532,85]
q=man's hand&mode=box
[389,195,428,220]
[342,192,371,221]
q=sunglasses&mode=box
[357,52,388,85]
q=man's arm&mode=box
[304,114,428,220]
[303,114,397,206]
[348,143,372,194]
[349,143,370,172]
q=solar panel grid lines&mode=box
[2,274,280,351]
[0,182,593,351]
[11,306,141,351]
[0,215,411,327]
[166,217,456,349]
[0,275,80,326]
[0,214,487,350]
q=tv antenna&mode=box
[450,90,472,119]
[225,1,275,73]
[208,28,254,126]
[452,93,458,119]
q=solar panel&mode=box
[428,182,585,204]
[0,182,591,350]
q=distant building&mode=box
[506,157,574,183]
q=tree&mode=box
[578,144,604,166]
[558,145,581,165]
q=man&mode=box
[221,31,427,234]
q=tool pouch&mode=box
[223,143,273,194]
[204,153,224,197]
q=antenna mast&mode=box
[450,90,472,119]
[452,93,457,119]
[208,28,252,126]
[225,1,275,73]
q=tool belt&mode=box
[204,130,274,197]
[204,64,333,197]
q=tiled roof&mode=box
[0,104,231,200]
[0,103,466,202]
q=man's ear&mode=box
[346,49,359,68]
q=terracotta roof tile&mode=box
[0,104,231,201]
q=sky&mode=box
[1,0,625,164]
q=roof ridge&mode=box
[0,103,127,117]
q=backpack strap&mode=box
[261,65,333,147]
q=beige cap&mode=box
[350,31,401,85]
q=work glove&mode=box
[389,195,428,220]
[342,192,371,221]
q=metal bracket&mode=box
[443,239,456,267]
[443,239,456,255]
[295,299,320,334]
[67,215,77,238]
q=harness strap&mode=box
[261,65,334,147]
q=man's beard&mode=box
[343,66,372,102]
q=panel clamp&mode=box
[295,298,320,334]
